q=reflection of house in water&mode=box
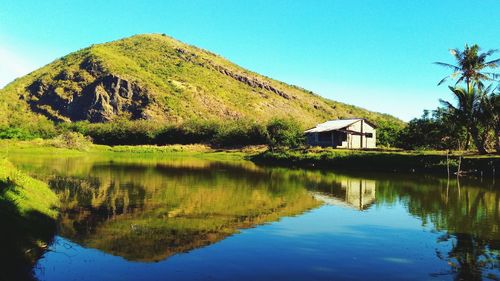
[311,179,376,210]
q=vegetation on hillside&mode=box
[0,33,403,146]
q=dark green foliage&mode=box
[71,120,159,145]
[65,119,273,147]
[156,120,222,145]
[376,120,404,148]
[398,110,466,150]
[0,123,57,140]
[252,149,500,177]
[266,118,305,150]
[212,120,268,147]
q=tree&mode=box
[397,110,465,150]
[376,120,403,148]
[440,85,491,154]
[480,90,500,153]
[435,44,500,90]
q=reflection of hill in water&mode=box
[13,157,321,262]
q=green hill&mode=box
[0,34,401,130]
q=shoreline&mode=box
[2,139,500,178]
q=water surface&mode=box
[3,154,500,281]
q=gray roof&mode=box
[304,118,363,133]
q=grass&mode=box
[0,158,59,219]
[0,139,266,162]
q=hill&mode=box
[0,34,402,133]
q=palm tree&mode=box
[481,90,500,153]
[440,85,490,154]
[435,44,500,90]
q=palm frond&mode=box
[455,76,465,85]
[437,76,450,86]
[434,62,460,71]
[483,72,500,80]
[450,71,460,79]
[439,99,457,111]
[485,58,500,66]
[483,49,498,57]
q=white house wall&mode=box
[345,120,376,149]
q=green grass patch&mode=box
[0,159,59,219]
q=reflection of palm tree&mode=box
[434,188,500,281]
[455,235,500,281]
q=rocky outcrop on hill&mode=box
[27,72,154,123]
[175,48,292,99]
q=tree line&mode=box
[388,44,499,154]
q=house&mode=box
[304,118,376,148]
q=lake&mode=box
[2,154,500,281]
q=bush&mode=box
[213,120,267,147]
[155,120,218,145]
[56,118,305,148]
[397,110,466,150]
[376,120,404,148]
[0,121,57,140]
[67,120,159,145]
[50,132,93,151]
[266,118,305,150]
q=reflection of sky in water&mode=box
[36,203,453,281]
[268,204,429,238]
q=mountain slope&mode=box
[0,34,402,128]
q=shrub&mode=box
[0,121,57,140]
[376,120,404,148]
[155,120,220,145]
[266,118,305,150]
[69,120,159,145]
[56,118,305,148]
[50,132,93,151]
[212,120,267,147]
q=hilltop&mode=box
[0,34,402,132]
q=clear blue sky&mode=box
[1,0,499,121]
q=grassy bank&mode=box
[0,159,59,219]
[0,139,265,161]
[251,148,500,178]
[0,159,60,280]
